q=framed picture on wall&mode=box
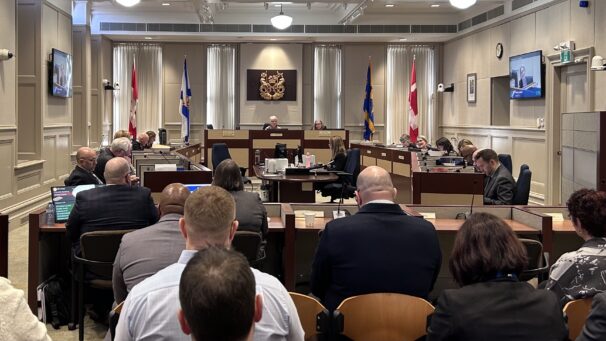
[467,73,477,103]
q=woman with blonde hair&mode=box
[328,136,347,171]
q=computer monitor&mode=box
[183,184,212,192]
[50,185,103,223]
[274,143,287,158]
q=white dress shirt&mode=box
[114,250,304,341]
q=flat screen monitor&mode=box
[509,50,543,99]
[50,48,73,98]
[51,185,103,223]
[183,184,212,192]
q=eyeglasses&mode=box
[79,157,97,162]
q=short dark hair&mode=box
[566,189,606,237]
[213,159,244,191]
[146,130,156,139]
[179,247,255,341]
[449,213,527,286]
[435,137,454,154]
[474,148,498,162]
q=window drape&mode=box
[314,45,343,129]
[112,44,163,136]
[386,45,436,144]
[207,44,236,130]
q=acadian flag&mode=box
[180,58,191,144]
[408,56,419,143]
[363,59,376,141]
[129,59,138,138]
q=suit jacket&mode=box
[577,292,606,341]
[112,213,184,303]
[427,280,568,341]
[231,190,268,237]
[66,185,158,251]
[132,139,144,151]
[64,166,103,186]
[93,147,114,184]
[483,164,516,205]
[311,203,442,311]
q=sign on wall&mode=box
[246,69,297,101]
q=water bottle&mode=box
[255,149,261,165]
[46,202,55,226]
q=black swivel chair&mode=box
[498,154,513,174]
[211,143,252,186]
[232,230,266,267]
[512,164,532,205]
[321,148,361,202]
[519,238,549,282]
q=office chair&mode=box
[274,143,288,159]
[513,164,532,205]
[498,154,513,174]
[211,143,252,186]
[518,238,549,282]
[321,148,360,202]
[231,231,266,266]
[206,124,213,130]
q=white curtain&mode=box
[386,45,436,144]
[113,44,163,136]
[314,45,343,129]
[207,45,236,130]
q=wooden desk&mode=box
[427,218,540,233]
[254,165,338,203]
[142,170,213,192]
[0,214,8,278]
[175,143,203,165]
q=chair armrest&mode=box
[73,254,114,267]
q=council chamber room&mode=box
[1,0,606,340]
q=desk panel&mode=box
[0,214,8,278]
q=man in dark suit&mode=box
[94,137,132,184]
[474,149,516,205]
[578,292,606,341]
[64,147,103,186]
[66,157,158,253]
[132,133,149,151]
[311,166,442,311]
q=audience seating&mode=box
[232,230,266,266]
[334,293,434,341]
[71,229,134,341]
[564,297,593,340]
[211,143,251,185]
[513,164,532,205]
[321,148,361,202]
[498,154,513,174]
[518,238,549,282]
[289,292,330,340]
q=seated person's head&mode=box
[457,139,476,157]
[416,135,429,149]
[104,157,131,185]
[136,133,149,146]
[178,247,262,341]
[146,131,156,146]
[566,189,606,240]
[329,136,346,159]
[213,159,244,192]
[313,120,325,130]
[114,130,131,139]
[159,183,191,217]
[473,149,499,175]
[110,137,132,158]
[180,186,238,249]
[450,213,527,286]
[435,137,454,154]
[355,166,397,206]
[269,116,279,129]
[76,147,97,172]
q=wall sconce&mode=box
[438,83,455,92]
[0,49,14,61]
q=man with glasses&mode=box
[65,147,103,186]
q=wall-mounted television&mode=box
[509,50,543,99]
[49,48,72,98]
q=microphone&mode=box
[333,171,352,219]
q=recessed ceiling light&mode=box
[162,2,170,6]
[431,4,440,7]
[144,37,152,40]
[385,4,395,7]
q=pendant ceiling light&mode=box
[449,0,477,9]
[271,5,293,30]
[116,0,141,7]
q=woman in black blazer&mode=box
[328,136,347,171]
[426,213,568,341]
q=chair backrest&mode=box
[564,297,593,340]
[344,148,361,187]
[212,143,232,169]
[289,292,328,339]
[518,238,548,281]
[80,229,134,278]
[274,143,288,159]
[231,231,262,264]
[513,165,532,205]
[262,123,270,130]
[498,154,513,174]
[206,124,214,130]
[335,293,434,341]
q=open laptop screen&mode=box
[50,185,103,223]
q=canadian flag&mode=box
[408,57,418,143]
[128,59,138,138]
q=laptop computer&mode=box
[50,185,104,223]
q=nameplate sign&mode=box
[398,155,405,160]
[318,131,332,137]
[546,213,564,222]
[222,130,235,137]
[420,212,436,219]
[366,150,372,154]
[270,133,283,137]
[381,152,387,157]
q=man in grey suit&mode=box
[577,292,606,341]
[112,183,190,303]
[474,149,516,205]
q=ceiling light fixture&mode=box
[116,0,141,7]
[271,5,292,30]
[449,0,477,9]
[162,2,170,6]
[431,4,440,7]
[385,4,395,7]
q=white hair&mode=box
[110,137,131,154]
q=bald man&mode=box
[311,166,442,311]
[65,147,104,186]
[66,157,158,254]
[264,115,281,130]
[132,133,149,151]
[113,183,191,303]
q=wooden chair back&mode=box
[564,297,593,340]
[335,293,434,341]
[289,292,327,340]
